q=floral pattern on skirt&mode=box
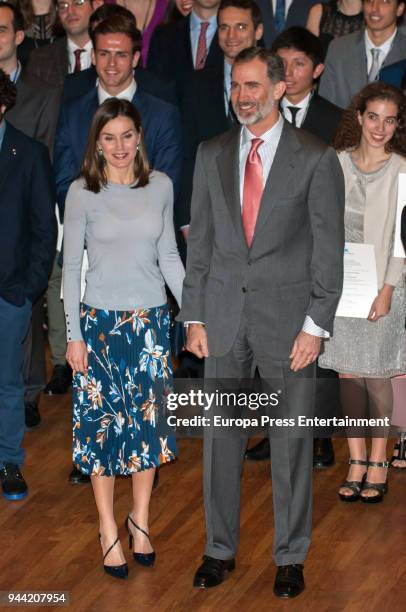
[72,304,177,476]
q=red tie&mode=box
[73,48,84,73]
[195,22,209,70]
[242,138,264,247]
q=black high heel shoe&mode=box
[125,515,156,567]
[99,534,128,579]
[338,458,368,502]
[360,460,389,504]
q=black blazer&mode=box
[301,93,342,145]
[62,65,178,106]
[25,36,69,88]
[0,122,56,306]
[147,15,223,82]
[177,67,232,228]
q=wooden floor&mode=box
[0,388,405,612]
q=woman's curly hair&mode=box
[334,82,406,157]
[0,69,17,113]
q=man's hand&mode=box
[181,226,190,241]
[66,340,88,375]
[185,323,209,358]
[289,330,322,372]
[368,284,394,322]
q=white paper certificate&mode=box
[394,173,406,257]
[335,243,378,318]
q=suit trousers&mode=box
[0,297,32,467]
[203,309,314,566]
[22,296,46,404]
[46,253,67,366]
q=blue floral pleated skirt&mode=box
[72,303,177,476]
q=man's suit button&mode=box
[242,287,247,293]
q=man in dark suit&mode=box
[244,27,343,466]
[0,2,60,429]
[62,3,178,105]
[147,0,224,82]
[178,47,344,597]
[255,0,319,48]
[319,0,406,108]
[177,0,264,232]
[55,14,182,216]
[0,70,56,501]
[26,0,100,88]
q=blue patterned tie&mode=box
[274,0,286,34]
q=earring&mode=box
[136,144,140,153]
[97,146,103,156]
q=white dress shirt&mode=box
[97,78,137,104]
[67,38,93,74]
[271,0,293,17]
[281,91,313,128]
[365,29,397,73]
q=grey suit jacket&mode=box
[319,29,406,109]
[25,37,69,88]
[178,122,345,359]
[6,72,60,154]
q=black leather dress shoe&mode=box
[313,438,335,469]
[273,564,305,599]
[69,465,90,484]
[245,438,270,461]
[193,556,235,588]
[0,464,28,500]
[25,402,41,430]
[44,365,72,395]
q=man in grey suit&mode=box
[319,0,406,109]
[178,47,345,598]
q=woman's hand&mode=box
[368,284,394,322]
[66,340,88,374]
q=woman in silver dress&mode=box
[319,83,406,503]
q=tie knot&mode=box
[248,138,263,162]
[371,48,381,60]
[74,48,84,58]
[287,106,300,126]
[200,21,209,33]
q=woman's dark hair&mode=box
[17,0,57,31]
[334,82,406,156]
[81,98,150,193]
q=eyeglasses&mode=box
[57,0,87,12]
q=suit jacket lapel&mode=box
[216,127,247,248]
[0,124,18,194]
[251,122,299,248]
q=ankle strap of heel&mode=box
[348,458,368,466]
[368,460,389,468]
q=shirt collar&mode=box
[9,61,22,84]
[241,113,284,148]
[97,78,137,104]
[281,90,312,113]
[0,119,6,151]
[365,28,397,53]
[67,37,93,53]
[190,10,217,30]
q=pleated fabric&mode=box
[72,303,177,476]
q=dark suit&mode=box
[147,15,223,82]
[379,58,406,88]
[6,71,60,153]
[177,66,232,228]
[256,0,319,47]
[0,122,56,467]
[62,65,178,106]
[54,87,183,217]
[301,93,342,145]
[178,121,345,563]
[25,36,69,88]
[320,29,406,108]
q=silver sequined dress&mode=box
[319,154,406,378]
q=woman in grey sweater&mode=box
[63,98,184,579]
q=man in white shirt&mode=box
[319,0,406,109]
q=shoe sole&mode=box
[338,494,360,502]
[2,490,28,501]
